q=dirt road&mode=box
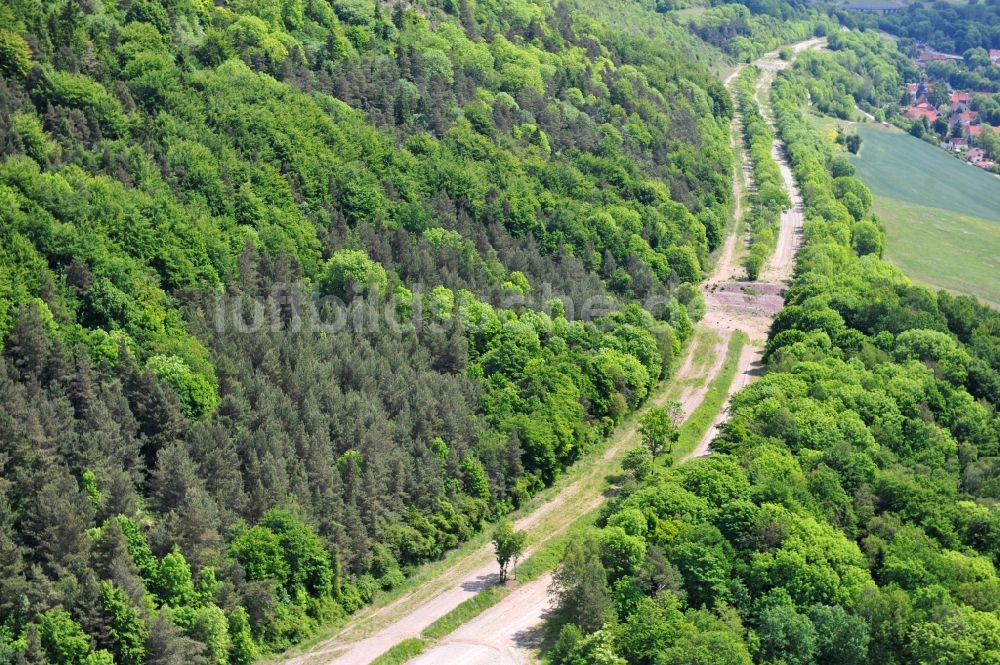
[751,56,807,285]
[404,39,820,665]
[280,39,817,665]
[761,155,803,284]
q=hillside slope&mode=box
[0,0,737,663]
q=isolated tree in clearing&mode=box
[492,521,527,583]
[621,446,654,480]
[639,402,683,458]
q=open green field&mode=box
[849,125,1000,307]
[852,126,1000,220]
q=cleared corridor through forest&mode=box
[277,38,822,665]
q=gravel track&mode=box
[405,40,823,665]
[282,39,821,665]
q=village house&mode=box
[991,49,1000,66]
[968,124,1000,138]
[944,137,968,151]
[916,44,962,66]
[949,92,971,113]
[906,81,933,102]
[904,100,939,123]
[953,111,977,128]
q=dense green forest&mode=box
[0,0,739,661]
[687,3,831,63]
[545,39,1000,665]
[871,1,1000,54]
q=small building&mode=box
[916,44,963,66]
[968,125,999,138]
[968,148,987,162]
[990,49,1000,66]
[906,81,933,103]
[944,137,968,151]
[957,111,977,127]
[906,81,934,97]
[949,92,972,112]
[905,102,940,123]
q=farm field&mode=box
[849,125,1000,307]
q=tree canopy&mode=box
[544,21,1000,665]
[0,0,735,660]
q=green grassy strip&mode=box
[369,639,428,665]
[420,587,502,641]
[672,330,748,461]
[421,511,601,641]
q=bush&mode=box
[0,29,32,78]
[146,355,219,418]
[318,249,388,298]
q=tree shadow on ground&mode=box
[461,573,499,593]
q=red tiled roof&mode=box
[971,125,1000,137]
[970,125,991,137]
[904,106,939,121]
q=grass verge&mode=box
[420,585,501,641]
[672,330,748,461]
[369,639,428,665]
